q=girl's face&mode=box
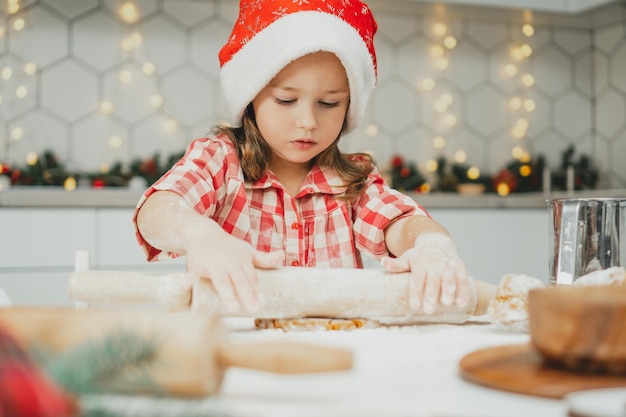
[252,51,350,169]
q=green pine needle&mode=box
[37,329,162,396]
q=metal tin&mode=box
[548,197,626,285]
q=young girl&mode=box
[134,0,470,316]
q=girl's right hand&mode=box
[185,231,283,313]
[137,191,284,314]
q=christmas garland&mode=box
[0,150,184,189]
[0,146,598,194]
[388,145,598,195]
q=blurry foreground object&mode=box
[0,308,353,398]
[0,323,77,417]
[529,276,626,374]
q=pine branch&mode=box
[39,329,161,396]
[26,329,232,417]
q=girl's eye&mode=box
[274,98,295,105]
[320,101,340,108]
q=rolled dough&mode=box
[254,318,381,332]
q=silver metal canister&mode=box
[548,198,626,285]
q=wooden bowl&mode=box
[528,285,626,374]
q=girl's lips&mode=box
[292,140,317,149]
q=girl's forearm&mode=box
[136,190,223,254]
[384,215,453,257]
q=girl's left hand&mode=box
[381,232,470,314]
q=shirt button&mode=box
[291,260,299,266]
[291,222,300,230]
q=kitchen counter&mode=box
[214,317,567,417]
[0,186,624,209]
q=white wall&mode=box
[0,1,624,187]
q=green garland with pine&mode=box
[0,150,184,188]
[1,147,598,193]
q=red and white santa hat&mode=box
[219,0,378,133]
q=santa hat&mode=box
[219,0,378,133]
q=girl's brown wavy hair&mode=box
[214,104,374,200]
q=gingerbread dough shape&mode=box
[254,318,381,332]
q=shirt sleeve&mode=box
[132,136,236,261]
[352,168,430,259]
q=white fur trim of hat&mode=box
[219,0,378,133]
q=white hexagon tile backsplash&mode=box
[0,0,624,188]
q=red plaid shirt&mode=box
[133,134,428,268]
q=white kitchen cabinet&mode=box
[429,208,550,284]
[0,271,72,306]
[94,208,185,270]
[0,207,184,270]
[0,206,548,305]
[0,208,97,268]
[96,207,551,285]
[0,207,184,306]
[94,208,144,266]
[95,208,156,267]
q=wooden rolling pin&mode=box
[0,307,352,397]
[68,267,495,324]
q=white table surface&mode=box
[216,317,569,417]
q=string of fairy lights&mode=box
[364,17,539,196]
[0,1,177,191]
[0,2,539,194]
[418,19,538,196]
[88,1,178,191]
[422,21,464,193]
[0,0,35,189]
[500,21,537,196]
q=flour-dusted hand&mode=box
[382,232,470,314]
[185,230,283,313]
[136,191,283,314]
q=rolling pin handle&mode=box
[216,341,353,374]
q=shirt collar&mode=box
[247,164,346,196]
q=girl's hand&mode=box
[185,231,283,313]
[381,233,470,314]
[136,191,283,314]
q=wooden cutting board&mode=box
[459,344,626,399]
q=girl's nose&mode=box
[295,104,317,130]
